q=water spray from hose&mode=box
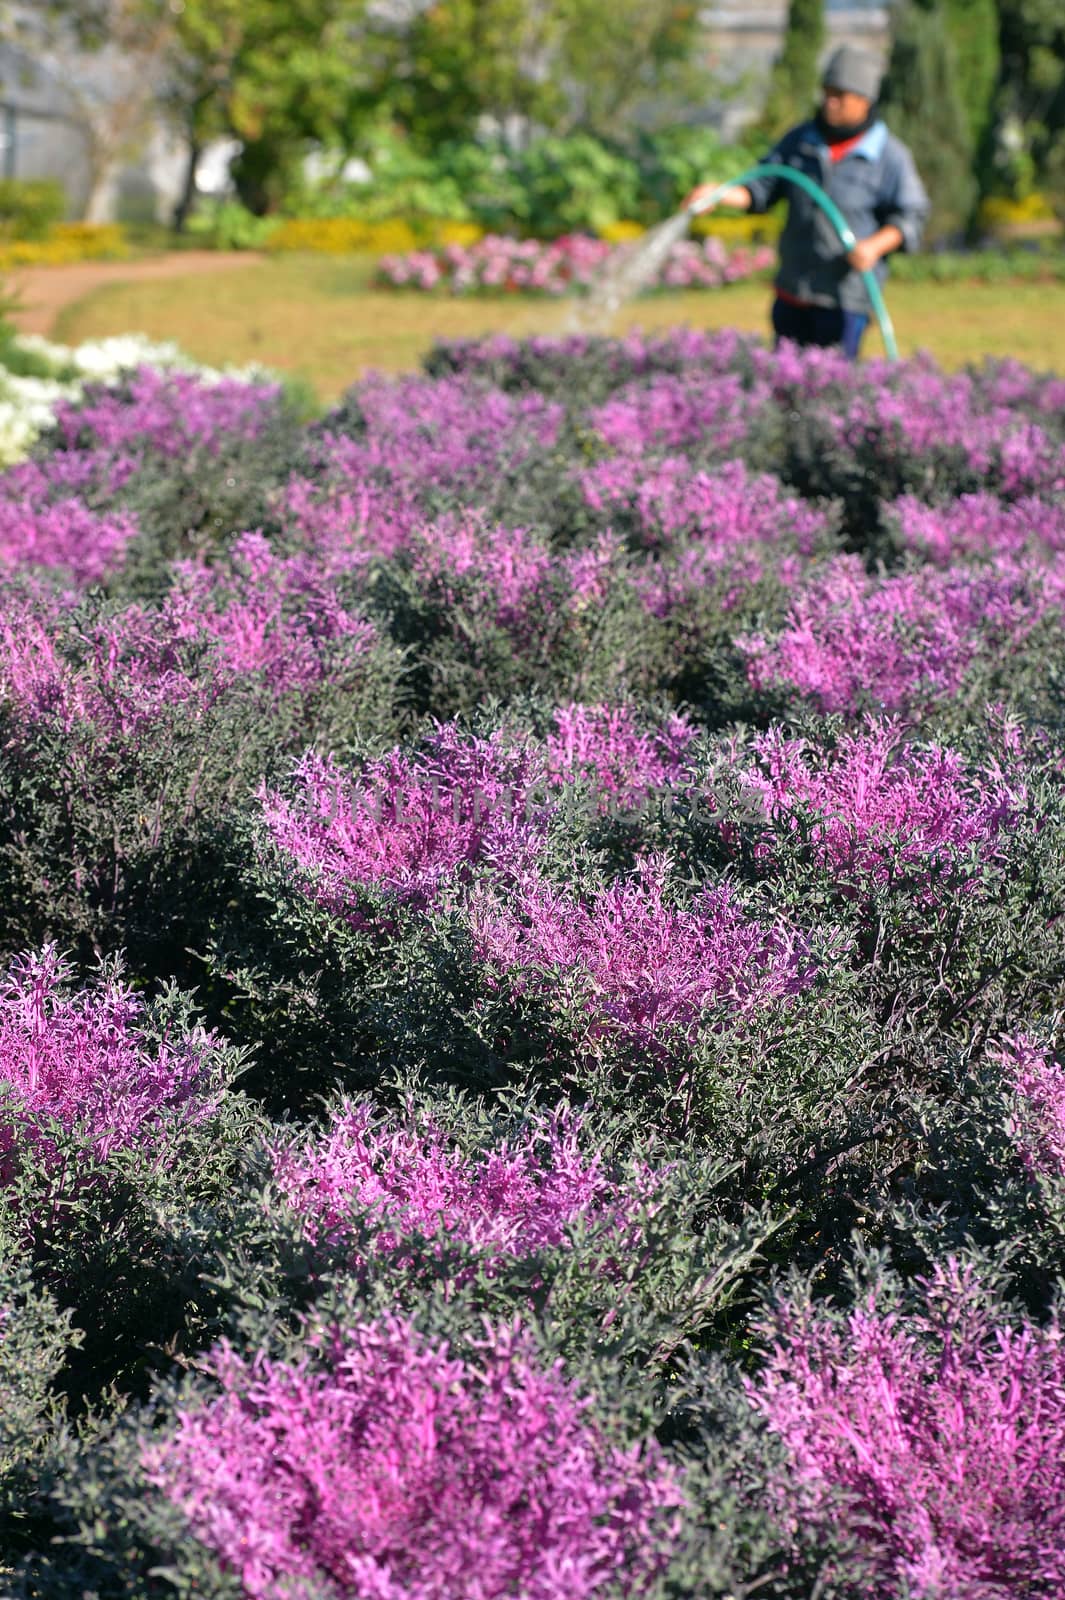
[578,163,900,360]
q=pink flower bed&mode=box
[376,232,774,296]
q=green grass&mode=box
[51,253,1065,402]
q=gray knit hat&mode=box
[821,45,882,102]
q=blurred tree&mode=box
[13,0,731,221]
[756,0,826,142]
[19,0,378,221]
[367,0,713,151]
[2,0,177,220]
[167,0,379,217]
[880,0,977,240]
[374,0,565,151]
[943,0,1000,153]
[552,0,712,140]
[992,0,1065,208]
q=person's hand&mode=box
[847,236,885,274]
[683,182,751,215]
[684,182,722,214]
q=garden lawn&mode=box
[51,252,1065,402]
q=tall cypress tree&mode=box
[943,0,1000,152]
[757,0,827,142]
[880,0,977,240]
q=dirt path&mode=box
[7,251,264,337]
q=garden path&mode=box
[6,252,264,336]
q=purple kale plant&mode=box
[590,373,767,457]
[272,1100,658,1267]
[142,1315,683,1600]
[545,701,697,813]
[890,492,1065,566]
[0,453,139,584]
[278,464,424,565]
[260,724,547,920]
[467,857,816,1069]
[0,945,226,1182]
[747,1261,1065,1599]
[163,530,380,698]
[738,554,1061,717]
[408,514,559,644]
[580,456,833,555]
[999,1035,1065,1183]
[50,367,284,458]
[736,720,1026,890]
[317,374,563,506]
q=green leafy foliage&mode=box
[756,0,826,142]
[0,182,66,242]
[881,0,980,240]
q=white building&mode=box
[0,37,94,213]
[0,7,228,224]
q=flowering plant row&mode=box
[0,330,277,466]
[2,330,1065,1597]
[375,231,775,295]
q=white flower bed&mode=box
[0,334,277,465]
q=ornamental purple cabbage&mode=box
[738,554,1062,715]
[546,702,697,811]
[891,492,1065,566]
[747,1261,1065,1599]
[737,721,1025,887]
[163,531,379,696]
[0,454,139,583]
[581,457,832,554]
[334,374,562,498]
[998,1035,1065,1182]
[409,515,558,642]
[278,469,423,565]
[0,495,137,585]
[468,858,815,1059]
[50,367,283,457]
[273,1100,659,1263]
[590,374,767,457]
[142,1315,683,1599]
[0,587,210,739]
[261,726,547,918]
[633,544,802,620]
[0,945,225,1179]
[830,373,1065,497]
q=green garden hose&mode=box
[688,163,900,361]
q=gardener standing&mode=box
[686,46,930,359]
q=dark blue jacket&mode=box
[745,120,930,313]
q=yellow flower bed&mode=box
[691,212,782,244]
[596,220,646,244]
[265,217,484,254]
[0,223,129,268]
[598,215,782,245]
[979,193,1058,227]
[978,193,1063,239]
